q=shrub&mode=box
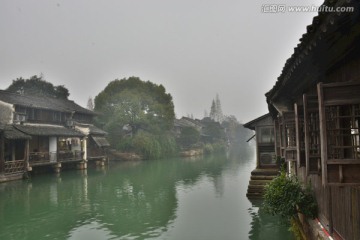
[117,131,178,159]
[203,144,214,154]
[132,131,161,159]
[178,126,200,147]
[263,172,318,219]
[157,133,178,157]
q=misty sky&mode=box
[0,0,323,123]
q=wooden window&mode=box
[259,127,274,144]
[53,111,60,122]
[278,112,298,167]
[295,103,306,168]
[318,82,360,185]
[303,94,321,175]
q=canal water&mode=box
[0,143,293,240]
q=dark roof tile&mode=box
[14,124,84,137]
[0,90,95,115]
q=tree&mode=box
[6,75,69,99]
[209,99,216,120]
[94,77,175,145]
[204,109,208,118]
[178,126,200,147]
[87,97,94,110]
[215,94,224,123]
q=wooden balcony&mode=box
[4,160,25,175]
[29,150,84,166]
[29,152,55,166]
[58,150,83,162]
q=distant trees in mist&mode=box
[208,94,224,123]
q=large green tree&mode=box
[94,77,175,150]
[7,75,70,99]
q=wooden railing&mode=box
[4,160,25,174]
[29,151,83,165]
[58,150,83,162]
[29,152,52,165]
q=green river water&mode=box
[0,144,294,240]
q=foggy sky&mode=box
[0,0,323,123]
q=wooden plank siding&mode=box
[318,82,360,185]
[273,81,360,238]
[330,186,360,240]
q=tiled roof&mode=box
[0,124,32,140]
[74,122,108,135]
[14,124,84,137]
[88,125,108,135]
[91,136,110,147]
[265,0,360,102]
[0,90,95,115]
[243,113,272,130]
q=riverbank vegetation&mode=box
[263,170,318,220]
[94,77,177,159]
[93,77,242,159]
[6,75,247,160]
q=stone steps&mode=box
[246,168,279,199]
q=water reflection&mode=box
[248,199,294,240]
[0,143,292,240]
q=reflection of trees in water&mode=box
[86,162,179,239]
[84,155,231,239]
[247,199,294,240]
[0,153,232,240]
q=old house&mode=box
[0,90,109,182]
[264,1,360,239]
[0,124,31,181]
[244,113,276,168]
[244,114,279,198]
[75,123,110,164]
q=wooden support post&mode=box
[0,134,4,173]
[255,126,260,168]
[295,103,301,168]
[327,186,333,235]
[317,83,328,185]
[52,162,61,173]
[76,161,87,170]
[303,94,310,176]
[25,139,31,171]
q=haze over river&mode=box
[0,143,293,240]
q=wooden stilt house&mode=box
[244,114,279,198]
[244,113,276,168]
[0,124,31,182]
[0,90,110,181]
[265,1,360,239]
